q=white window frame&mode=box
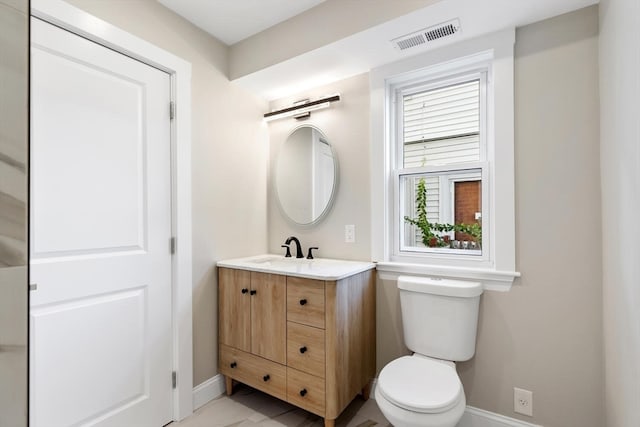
[393,70,488,262]
[370,29,520,291]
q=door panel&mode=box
[31,47,146,256]
[218,268,251,352]
[250,272,286,364]
[454,180,481,242]
[31,289,147,426]
[30,18,173,427]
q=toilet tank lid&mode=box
[397,276,483,298]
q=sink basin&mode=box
[217,254,375,280]
[244,255,283,264]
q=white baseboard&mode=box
[193,374,225,410]
[460,406,542,427]
[370,379,541,427]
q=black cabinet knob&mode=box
[250,290,257,295]
[299,346,307,354]
[300,388,307,397]
[230,362,237,368]
[263,374,270,382]
[299,299,307,306]
[241,288,248,294]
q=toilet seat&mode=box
[377,356,462,414]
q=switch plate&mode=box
[345,225,355,243]
[514,387,533,416]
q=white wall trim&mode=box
[376,263,520,292]
[460,406,542,427]
[193,375,226,411]
[31,0,194,421]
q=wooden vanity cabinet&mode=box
[218,267,375,427]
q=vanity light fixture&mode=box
[263,94,340,122]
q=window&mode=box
[395,75,487,258]
[370,30,518,290]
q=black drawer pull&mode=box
[230,362,237,368]
[299,299,307,306]
[250,290,257,295]
[300,388,307,397]
[263,374,270,382]
[241,288,248,294]
[299,346,307,354]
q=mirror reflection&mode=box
[275,125,337,225]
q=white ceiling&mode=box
[157,0,326,45]
[158,0,598,100]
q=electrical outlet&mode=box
[514,387,533,417]
[345,225,355,243]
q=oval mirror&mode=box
[275,125,338,226]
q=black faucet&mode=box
[281,244,292,257]
[285,236,304,259]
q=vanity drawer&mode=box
[220,344,286,400]
[287,322,325,378]
[287,367,325,417]
[287,277,325,329]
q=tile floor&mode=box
[173,384,391,427]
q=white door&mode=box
[30,18,173,427]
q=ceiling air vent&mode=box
[392,19,460,51]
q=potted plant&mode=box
[404,178,482,248]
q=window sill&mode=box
[375,261,520,291]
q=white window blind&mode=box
[403,80,480,167]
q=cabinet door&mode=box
[250,272,286,364]
[219,268,251,352]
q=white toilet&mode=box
[375,276,483,427]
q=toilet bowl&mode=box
[375,276,482,427]
[375,355,466,427]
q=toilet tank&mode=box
[398,276,483,362]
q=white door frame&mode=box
[31,0,194,421]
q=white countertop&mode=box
[217,254,375,281]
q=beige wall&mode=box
[0,0,28,424]
[229,0,440,80]
[64,0,269,385]
[379,6,603,426]
[599,0,640,426]
[267,73,371,261]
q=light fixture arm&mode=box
[263,94,340,121]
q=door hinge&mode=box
[170,237,176,255]
[170,101,175,120]
[29,283,37,291]
[172,371,177,389]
